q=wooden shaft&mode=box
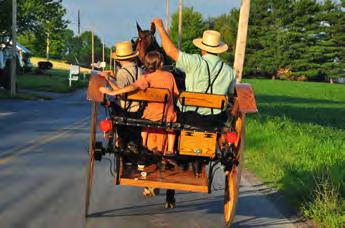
[165,0,170,34]
[233,0,250,83]
[178,0,183,49]
[10,0,17,96]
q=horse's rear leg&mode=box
[165,189,176,208]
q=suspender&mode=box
[123,67,138,82]
[122,66,138,111]
[204,60,224,95]
[194,60,224,114]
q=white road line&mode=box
[0,112,16,118]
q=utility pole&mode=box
[178,0,183,49]
[233,0,250,83]
[78,10,81,36]
[91,31,94,71]
[109,47,112,71]
[165,0,170,34]
[10,0,17,96]
[77,10,81,66]
[46,33,50,61]
[102,40,105,71]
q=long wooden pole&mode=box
[178,0,183,49]
[91,31,94,71]
[165,0,170,34]
[46,33,50,61]
[102,40,105,71]
[109,47,112,71]
[10,0,17,96]
[233,0,250,83]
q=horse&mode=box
[133,22,186,209]
[133,22,186,91]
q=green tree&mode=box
[170,7,206,54]
[0,0,12,45]
[208,8,239,64]
[67,31,107,67]
[1,0,68,58]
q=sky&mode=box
[62,0,241,47]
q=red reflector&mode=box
[99,119,112,132]
[226,132,238,144]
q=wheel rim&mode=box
[85,102,98,217]
[224,115,245,225]
[224,167,238,224]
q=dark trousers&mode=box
[178,111,227,129]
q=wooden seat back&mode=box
[179,92,227,109]
[126,88,169,103]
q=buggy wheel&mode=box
[85,102,98,217]
[224,166,239,227]
[224,115,245,227]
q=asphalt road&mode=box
[0,90,302,228]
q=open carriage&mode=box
[85,76,257,226]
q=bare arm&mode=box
[107,79,120,91]
[99,84,138,96]
[99,70,120,90]
[152,18,179,62]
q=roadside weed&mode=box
[244,79,345,226]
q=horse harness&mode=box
[194,59,224,114]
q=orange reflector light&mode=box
[226,132,238,144]
[99,119,112,132]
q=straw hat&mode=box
[112,41,139,60]
[192,30,228,54]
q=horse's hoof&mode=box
[164,202,176,209]
[153,188,160,195]
[143,187,159,197]
[143,187,154,197]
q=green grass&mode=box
[243,79,345,227]
[17,68,88,93]
[16,57,90,93]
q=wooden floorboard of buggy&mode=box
[119,164,209,193]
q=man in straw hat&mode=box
[152,18,236,180]
[101,40,143,157]
[152,18,236,124]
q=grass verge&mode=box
[243,79,345,227]
[16,57,90,93]
[17,69,88,93]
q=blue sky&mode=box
[63,0,241,46]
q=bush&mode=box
[38,61,53,70]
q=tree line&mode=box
[1,0,344,79]
[0,0,110,67]
[170,0,345,80]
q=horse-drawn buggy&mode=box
[86,74,257,226]
[84,1,255,226]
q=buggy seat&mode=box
[111,88,228,157]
